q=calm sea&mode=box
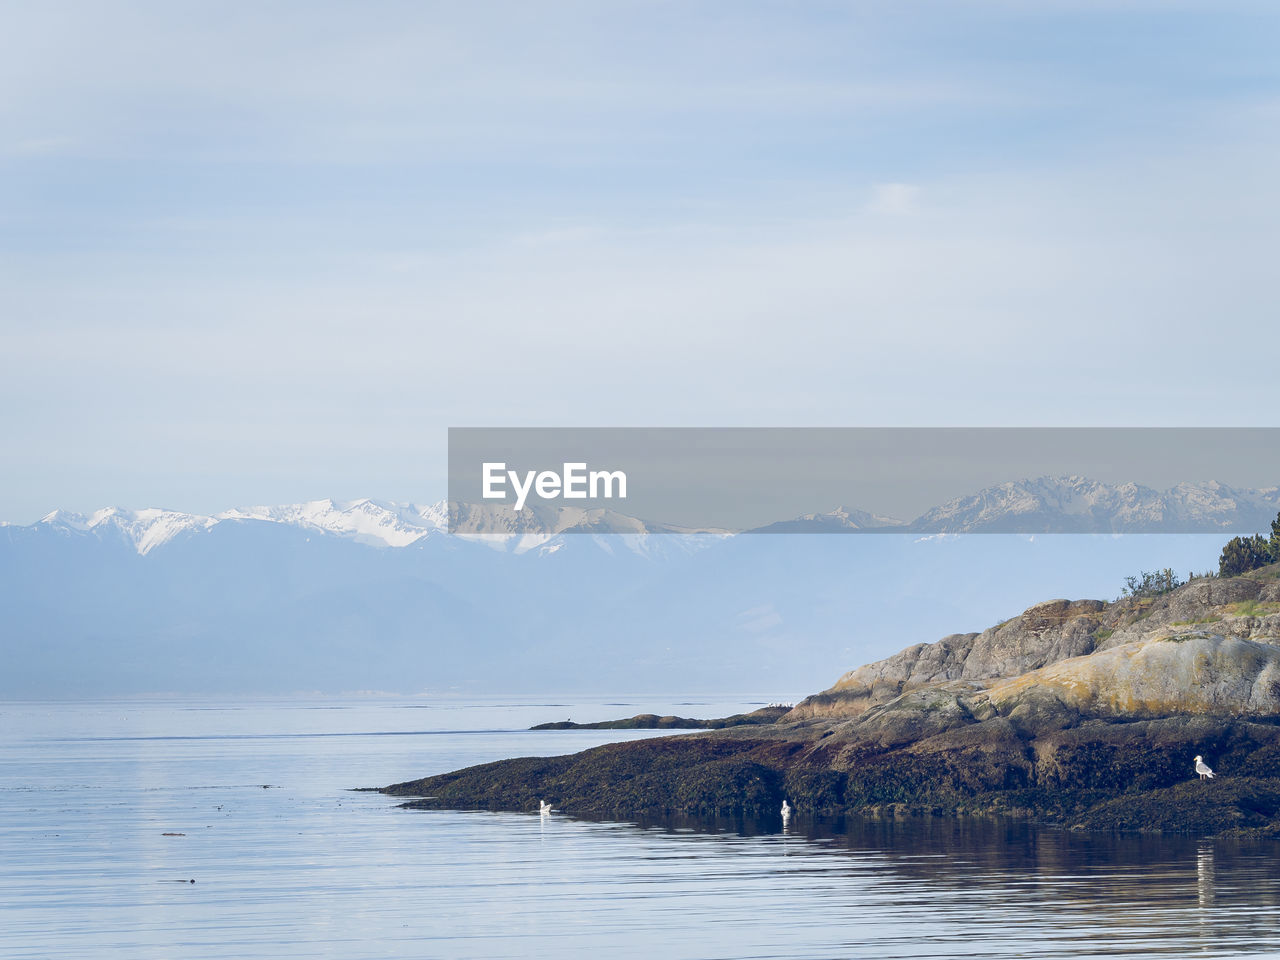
[2,696,1279,959]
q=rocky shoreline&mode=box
[529,705,791,730]
[381,563,1280,838]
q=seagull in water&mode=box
[781,799,792,822]
[539,800,553,816]
[1194,756,1216,780]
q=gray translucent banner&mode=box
[448,428,1280,534]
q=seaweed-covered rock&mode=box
[1070,778,1280,835]
[381,715,1280,837]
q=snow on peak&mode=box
[39,506,216,554]
[120,508,219,555]
[30,498,447,554]
[40,509,92,530]
[218,498,447,547]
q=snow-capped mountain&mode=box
[221,498,447,548]
[33,498,726,557]
[35,498,448,554]
[908,476,1280,533]
[747,506,907,533]
[445,476,1280,536]
[23,475,1280,558]
[448,501,729,539]
[38,507,220,555]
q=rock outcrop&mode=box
[787,569,1280,722]
[983,633,1280,723]
[380,562,1280,837]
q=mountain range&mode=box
[748,476,1280,534]
[15,475,1280,553]
[2,476,1274,699]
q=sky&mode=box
[2,1,1279,523]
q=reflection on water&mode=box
[566,809,1280,958]
[1198,841,1216,909]
[2,697,1279,959]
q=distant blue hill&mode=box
[0,505,1235,697]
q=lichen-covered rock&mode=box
[784,632,978,720]
[982,634,1280,721]
[845,681,985,745]
[787,600,1109,720]
[1093,569,1280,651]
[789,566,1280,721]
[960,599,1105,680]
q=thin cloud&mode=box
[867,183,921,216]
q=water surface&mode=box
[2,697,1278,959]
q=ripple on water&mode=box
[2,698,1279,959]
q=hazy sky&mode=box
[3,1,1278,522]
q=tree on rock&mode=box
[1219,534,1274,577]
[1122,568,1183,598]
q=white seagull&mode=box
[781,799,792,821]
[1194,756,1216,780]
[539,800,553,816]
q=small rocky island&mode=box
[529,705,792,730]
[382,560,1280,838]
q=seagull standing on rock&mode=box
[781,799,792,822]
[1194,756,1216,780]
